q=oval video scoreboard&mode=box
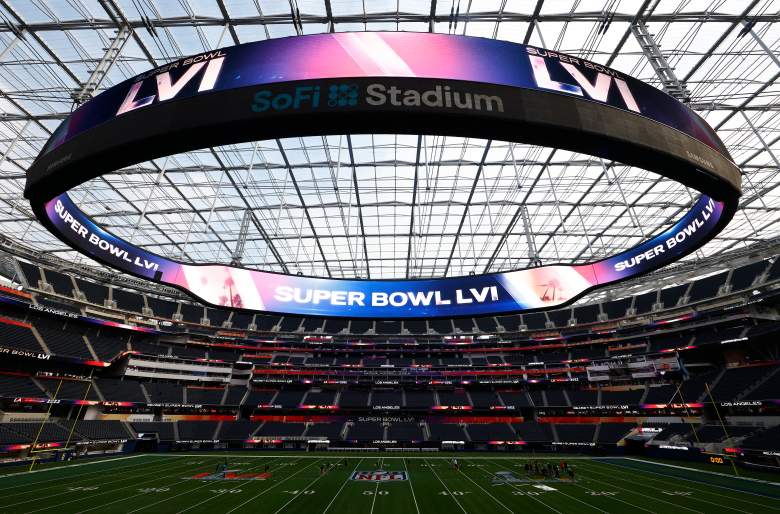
[26,32,740,319]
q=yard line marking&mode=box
[171,461,286,514]
[369,457,383,514]
[0,455,157,494]
[575,479,656,514]
[273,459,332,514]
[488,458,603,513]
[100,457,285,514]
[592,460,776,511]
[168,457,289,514]
[424,457,468,514]
[153,455,597,460]
[600,459,780,503]
[0,454,143,480]
[0,454,190,508]
[76,457,257,514]
[557,462,663,514]
[579,462,705,514]
[322,458,364,514]
[403,457,421,514]
[567,473,655,514]
[224,458,321,514]
[454,459,514,513]
[12,457,199,513]
[621,458,780,487]
[475,459,561,514]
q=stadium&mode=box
[0,0,778,512]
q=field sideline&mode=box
[0,453,778,513]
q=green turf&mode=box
[626,455,780,481]
[0,453,778,513]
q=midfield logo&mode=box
[492,471,524,484]
[188,470,271,480]
[351,470,408,482]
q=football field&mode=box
[0,453,778,513]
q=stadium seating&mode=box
[499,391,532,408]
[0,375,45,397]
[144,382,183,403]
[405,391,435,408]
[42,269,75,297]
[743,370,780,400]
[371,390,402,406]
[596,423,635,443]
[306,423,344,440]
[244,389,277,405]
[555,424,596,443]
[67,420,131,440]
[708,366,774,401]
[466,423,516,441]
[0,249,775,466]
[178,421,219,440]
[223,386,247,405]
[35,323,92,359]
[256,422,305,437]
[0,320,43,352]
[96,378,147,403]
[0,423,70,443]
[88,333,128,361]
[219,421,259,440]
[654,423,693,440]
[74,278,108,305]
[39,379,99,401]
[304,390,336,406]
[347,422,384,441]
[428,424,467,441]
[741,426,780,451]
[112,288,144,313]
[339,390,369,407]
[387,423,424,442]
[132,422,175,440]
[512,423,553,443]
[186,387,225,405]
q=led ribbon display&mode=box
[26,32,741,319]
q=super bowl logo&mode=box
[351,470,408,482]
[188,470,271,481]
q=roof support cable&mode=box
[0,28,24,62]
[600,159,643,237]
[72,23,132,106]
[631,20,691,102]
[129,156,169,244]
[740,19,780,70]
[739,111,777,210]
[520,205,542,268]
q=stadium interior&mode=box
[0,243,779,461]
[0,0,779,512]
